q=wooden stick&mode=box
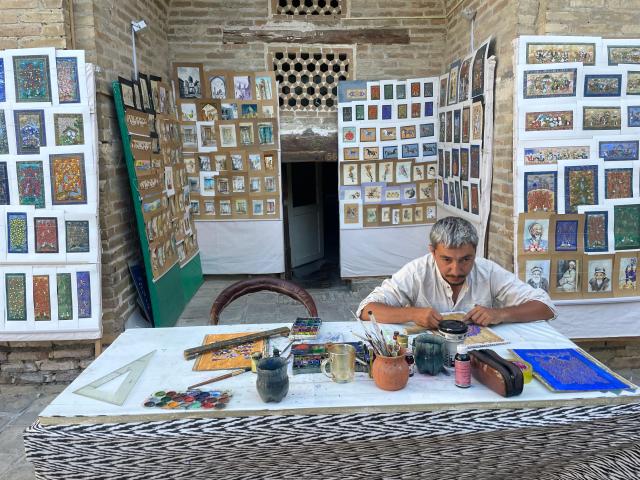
[188,367,250,389]
[183,326,291,360]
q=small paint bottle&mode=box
[454,344,471,388]
[405,352,415,377]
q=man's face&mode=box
[531,270,542,282]
[595,271,605,281]
[430,243,476,286]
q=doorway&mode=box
[283,162,340,287]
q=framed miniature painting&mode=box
[342,163,359,186]
[524,110,573,132]
[233,75,252,100]
[14,110,46,155]
[550,255,582,300]
[50,153,87,205]
[0,58,5,102]
[523,143,589,165]
[13,54,52,102]
[582,106,621,130]
[584,255,614,296]
[382,145,397,159]
[0,111,8,154]
[448,60,460,105]
[54,113,84,146]
[255,75,274,100]
[355,104,365,121]
[458,57,471,102]
[608,45,640,65]
[462,107,470,143]
[439,76,447,107]
[519,258,551,294]
[524,171,556,212]
[519,213,551,253]
[362,146,379,161]
[76,271,92,318]
[471,101,483,140]
[402,143,419,159]
[526,42,596,65]
[627,106,640,127]
[446,110,453,142]
[627,71,640,95]
[599,140,639,161]
[33,275,52,321]
[56,273,73,320]
[470,145,480,179]
[34,217,59,253]
[174,63,204,99]
[66,220,90,253]
[343,147,359,161]
[17,161,45,208]
[378,162,393,182]
[471,42,488,98]
[453,109,461,143]
[583,74,621,97]
[470,184,479,215]
[613,204,640,250]
[381,104,392,120]
[6,273,27,321]
[396,83,406,100]
[523,68,577,99]
[604,168,633,199]
[207,72,227,99]
[360,163,377,183]
[583,210,609,253]
[613,253,638,297]
[549,214,583,253]
[0,162,9,204]
[343,202,361,226]
[56,56,81,103]
[380,127,396,141]
[7,212,28,253]
[564,165,598,214]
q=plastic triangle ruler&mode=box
[74,350,156,405]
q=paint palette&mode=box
[143,389,233,410]
[290,317,322,340]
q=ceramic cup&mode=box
[320,343,367,383]
[256,357,289,403]
[412,334,446,375]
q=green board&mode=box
[112,81,203,327]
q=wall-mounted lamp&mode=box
[131,19,148,79]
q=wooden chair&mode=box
[210,277,318,325]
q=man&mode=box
[527,265,549,292]
[357,217,556,328]
[557,260,577,292]
[589,266,610,292]
[526,221,547,252]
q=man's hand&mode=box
[464,305,505,326]
[411,307,443,329]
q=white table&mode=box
[25,321,640,480]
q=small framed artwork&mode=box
[370,83,380,101]
[524,171,557,212]
[613,253,639,297]
[378,162,394,182]
[584,74,622,97]
[599,140,639,161]
[214,154,229,172]
[524,109,574,132]
[360,163,377,183]
[604,168,633,199]
[264,153,277,172]
[362,146,379,160]
[395,161,412,183]
[255,74,274,101]
[233,197,250,217]
[53,113,85,146]
[400,125,416,140]
[410,81,421,98]
[342,106,353,122]
[448,60,461,105]
[217,177,230,195]
[458,57,471,102]
[201,172,217,196]
[518,257,551,294]
[197,121,218,151]
[342,163,360,186]
[251,198,264,217]
[219,199,232,216]
[418,181,435,201]
[381,104,393,120]
[402,184,417,202]
[360,127,376,142]
[471,101,483,140]
[470,184,479,215]
[221,102,238,120]
[461,107,470,143]
[523,68,577,99]
[414,204,424,223]
[460,148,469,181]
[472,42,488,98]
[582,106,621,130]
[7,212,29,253]
[249,176,262,193]
[396,83,406,100]
[219,124,238,148]
[551,254,583,300]
[17,161,46,208]
[380,206,391,224]
[563,165,598,214]
[56,54,82,104]
[0,162,9,204]
[355,104,365,121]
[583,210,609,253]
[451,149,460,177]
[401,206,414,224]
[411,103,421,118]
[519,212,550,254]
[174,63,204,99]
[232,174,247,193]
[233,75,252,100]
[383,186,401,203]
[207,72,228,99]
[613,204,640,250]
[391,208,401,225]
[424,101,433,117]
[231,153,245,171]
[446,110,453,142]
[257,122,274,145]
[413,164,425,181]
[397,104,407,119]
[368,104,378,120]
[420,123,434,138]
[439,112,446,142]
[549,214,584,253]
[65,220,90,253]
[13,54,52,103]
[627,106,640,128]
[380,127,396,141]
[34,217,59,253]
[238,122,255,146]
[14,110,46,155]
[439,76,447,108]
[423,142,437,157]
[453,109,461,143]
[343,147,360,161]
[583,254,615,297]
[342,126,356,143]
[423,81,434,97]
[382,145,398,159]
[248,153,262,171]
[628,71,640,95]
[181,124,198,150]
[343,202,361,226]
[364,185,383,203]
[402,143,419,159]
[199,154,212,171]
[198,99,221,121]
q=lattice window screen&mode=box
[270,48,352,111]
[272,0,343,15]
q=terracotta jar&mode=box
[372,353,410,391]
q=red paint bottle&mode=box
[454,344,471,388]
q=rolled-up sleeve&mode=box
[490,262,558,320]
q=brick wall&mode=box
[0,0,69,49]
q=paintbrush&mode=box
[187,367,250,389]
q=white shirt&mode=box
[356,253,558,320]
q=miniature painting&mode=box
[382,104,392,120]
[343,147,359,161]
[343,203,360,224]
[240,103,257,119]
[0,162,9,204]
[8,212,28,253]
[448,60,460,105]
[56,57,80,103]
[584,74,621,97]
[249,154,262,171]
[361,163,376,183]
[368,104,378,120]
[401,206,413,223]
[614,204,640,250]
[66,220,90,253]
[402,184,416,201]
[176,65,202,98]
[523,68,577,99]
[524,171,556,212]
[608,45,640,65]
[424,81,433,97]
[0,59,5,102]
[555,258,580,293]
[586,258,612,293]
[524,259,550,292]
[423,143,437,157]
[628,106,640,128]
[420,123,434,138]
[50,153,87,205]
[526,42,596,65]
[426,163,436,179]
[451,149,460,177]
[255,75,273,100]
[524,145,589,164]
[56,273,73,320]
[453,109,461,143]
[342,163,359,186]
[396,83,406,100]
[17,160,45,208]
[471,101,483,140]
[54,113,84,146]
[380,207,391,223]
[471,43,487,97]
[565,165,598,214]
[383,83,393,100]
[424,102,433,117]
[342,106,352,122]
[582,106,621,130]
[584,211,608,252]
[6,273,27,321]
[454,182,462,209]
[470,145,480,178]
[258,123,274,145]
[339,81,367,103]
[180,102,196,121]
[14,55,52,102]
[33,275,51,321]
[35,217,58,253]
[439,77,447,107]
[382,145,397,159]
[554,219,579,251]
[462,185,470,211]
[402,143,419,159]
[380,127,396,141]
[209,75,228,100]
[524,110,573,131]
[355,105,365,121]
[458,57,471,102]
[76,271,92,318]
[523,218,549,253]
[0,110,8,154]
[199,154,212,171]
[599,140,639,161]
[248,177,260,193]
[252,199,263,216]
[219,124,237,148]
[219,199,231,215]
[364,185,383,203]
[238,123,253,146]
[410,81,420,98]
[15,110,46,155]
[234,76,252,100]
[363,146,379,161]
[460,148,469,181]
[462,107,470,143]
[471,184,479,214]
[119,78,136,109]
[360,128,376,142]
[232,175,246,193]
[221,102,238,120]
[414,205,424,223]
[137,74,151,111]
[627,71,640,95]
[400,125,416,140]
[204,201,215,215]
[384,186,401,203]
[605,168,633,199]
[395,161,412,183]
[444,150,451,177]
[617,256,637,292]
[234,198,248,216]
[397,104,407,119]
[411,103,421,119]
[378,162,393,182]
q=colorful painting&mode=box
[526,42,596,65]
[0,110,8,154]
[7,212,28,253]
[524,171,556,212]
[523,68,577,99]
[555,258,580,293]
[627,71,640,95]
[13,55,51,102]
[0,58,5,102]
[627,106,640,127]
[471,184,479,214]
[523,218,549,253]
[583,74,621,97]
[0,162,9,204]
[54,113,84,145]
[462,107,470,143]
[255,75,273,100]
[14,110,46,154]
[582,106,621,130]
[608,45,640,65]
[471,43,487,97]
[617,256,637,292]
[453,109,461,143]
[439,77,447,107]
[471,101,483,140]
[525,110,573,131]
[605,168,633,199]
[614,204,640,250]
[599,140,639,161]
[50,153,87,205]
[523,145,589,164]
[452,149,460,177]
[555,219,579,251]
[584,211,608,252]
[76,271,92,318]
[458,57,471,102]
[446,110,452,142]
[34,217,59,253]
[6,273,27,321]
[56,273,73,320]
[470,145,480,178]
[33,275,51,321]
[460,148,469,181]
[16,161,45,208]
[56,57,80,103]
[565,165,598,214]
[448,60,460,105]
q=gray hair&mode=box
[429,216,478,249]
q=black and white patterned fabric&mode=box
[24,402,640,479]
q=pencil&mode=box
[188,367,250,389]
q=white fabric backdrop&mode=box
[553,299,640,338]
[195,220,285,274]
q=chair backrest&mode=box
[210,277,318,325]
